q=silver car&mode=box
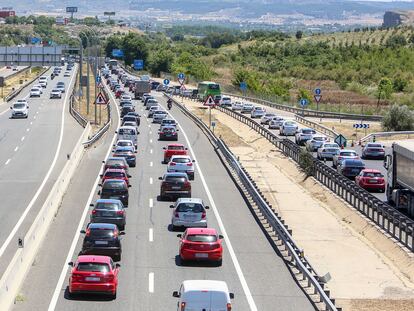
[153,110,168,123]
[241,102,254,113]
[251,106,265,118]
[148,105,160,117]
[306,135,328,152]
[170,198,209,230]
[295,128,316,145]
[279,120,298,136]
[167,155,195,180]
[317,143,340,160]
[332,149,359,168]
[268,117,285,129]
[231,102,243,111]
[260,113,277,125]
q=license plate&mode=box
[368,180,378,183]
[102,212,112,217]
[172,186,181,190]
[184,214,195,219]
[85,277,100,282]
[195,253,208,258]
[95,241,108,245]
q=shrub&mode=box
[382,104,414,131]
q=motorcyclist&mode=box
[167,99,172,110]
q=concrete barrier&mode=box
[0,122,91,310]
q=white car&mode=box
[317,143,340,160]
[250,106,265,118]
[173,280,234,311]
[231,102,243,111]
[295,128,317,145]
[113,139,136,152]
[142,93,151,103]
[146,99,159,110]
[30,87,42,97]
[220,96,231,107]
[279,120,298,136]
[260,113,277,125]
[268,117,285,129]
[306,135,329,152]
[121,94,132,102]
[167,155,195,180]
[49,89,62,99]
[10,101,29,118]
[241,102,254,113]
[64,71,71,77]
[148,105,161,117]
[153,110,168,123]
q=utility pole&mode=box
[78,39,83,104]
[86,40,90,116]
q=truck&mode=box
[134,80,151,100]
[384,141,414,217]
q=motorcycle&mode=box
[167,100,172,110]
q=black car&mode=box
[151,81,161,90]
[98,179,130,207]
[121,105,135,118]
[90,199,126,230]
[159,125,178,141]
[337,159,366,179]
[122,115,140,127]
[80,223,124,261]
[143,96,155,106]
[113,148,137,167]
[159,172,191,200]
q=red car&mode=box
[100,168,131,185]
[115,89,125,99]
[355,169,385,192]
[178,228,223,266]
[163,144,188,164]
[68,255,120,298]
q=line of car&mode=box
[67,68,235,310]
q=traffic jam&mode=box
[66,65,235,310]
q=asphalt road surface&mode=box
[13,78,316,311]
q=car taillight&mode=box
[184,182,191,189]
[227,303,232,311]
[201,212,206,219]
[186,162,193,166]
[116,210,124,215]
[105,274,114,282]
[113,230,119,238]
[71,273,82,282]
[170,162,176,166]
[210,243,220,249]
[180,302,186,311]
[85,229,91,236]
[91,210,97,215]
[175,212,179,218]
[338,156,343,160]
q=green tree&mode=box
[382,105,414,131]
[377,77,393,102]
[104,35,123,57]
[121,33,148,66]
[385,34,407,48]
[147,49,175,76]
[297,88,312,104]
[295,30,303,40]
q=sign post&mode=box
[240,81,247,97]
[95,91,108,125]
[300,98,308,116]
[314,88,322,111]
[334,134,347,148]
[178,73,185,104]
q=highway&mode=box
[13,76,316,311]
[0,66,28,79]
[0,65,85,276]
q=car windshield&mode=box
[367,144,382,148]
[341,151,357,156]
[314,137,325,141]
[168,146,184,150]
[95,202,120,210]
[165,176,186,182]
[31,88,39,92]
[103,181,126,189]
[172,157,190,163]
[118,141,132,147]
[107,160,125,166]
[303,129,316,134]
[119,128,136,135]
[77,262,110,272]
[186,234,217,242]
[177,203,204,213]
[88,228,116,238]
[325,144,338,148]
[285,122,295,126]
[52,89,60,92]
[13,103,25,108]
[163,120,176,124]
[364,172,383,178]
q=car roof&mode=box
[76,255,112,264]
[176,197,203,204]
[186,227,217,235]
[87,223,117,230]
[182,280,229,292]
[119,126,137,130]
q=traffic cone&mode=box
[341,144,344,149]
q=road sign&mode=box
[163,79,170,85]
[314,94,322,103]
[211,121,216,127]
[97,82,104,89]
[240,81,247,91]
[178,78,185,85]
[178,73,185,79]
[314,88,321,95]
[111,49,124,58]
[180,85,186,90]
[300,98,308,107]
[133,59,144,70]
[66,6,78,13]
[31,37,41,44]
[334,134,347,147]
[353,123,370,129]
[204,95,215,106]
[96,76,101,83]
[95,92,108,105]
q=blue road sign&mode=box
[178,73,185,79]
[111,49,124,58]
[240,81,247,91]
[334,134,347,147]
[31,37,41,44]
[353,123,370,129]
[163,79,170,85]
[133,59,144,70]
[300,98,308,107]
[96,76,101,83]
[315,88,321,95]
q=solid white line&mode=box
[148,124,150,128]
[0,68,77,259]
[150,161,153,167]
[149,198,153,208]
[148,272,154,293]
[149,177,153,184]
[48,73,119,311]
[166,103,258,311]
[5,159,10,165]
[149,228,153,242]
[14,146,18,152]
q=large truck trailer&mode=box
[134,80,151,100]
[384,141,414,217]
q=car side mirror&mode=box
[230,293,235,299]
[169,205,174,208]
[205,206,210,209]
[135,151,137,153]
[176,234,182,238]
[119,231,125,235]
[128,175,132,178]
[68,261,74,266]
[102,160,105,164]
[89,203,94,207]
[219,235,224,239]
[128,185,131,187]
[192,160,195,162]
[99,174,103,177]
[158,177,163,180]
[185,148,188,150]
[98,184,102,187]
[9,107,12,109]
[97,190,101,195]
[163,147,166,150]
[176,129,179,131]
[172,291,180,298]
[80,230,86,234]
[115,131,118,134]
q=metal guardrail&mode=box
[225,92,383,122]
[5,67,49,102]
[165,94,339,311]
[360,131,414,143]
[69,94,88,128]
[216,106,414,253]
[295,115,339,138]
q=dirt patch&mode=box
[2,67,43,99]
[316,120,383,141]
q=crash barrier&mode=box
[360,131,414,144]
[295,115,339,138]
[0,123,91,310]
[225,92,383,122]
[69,94,88,128]
[5,67,49,102]
[165,94,340,311]
[215,106,414,253]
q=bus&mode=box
[197,81,221,102]
[108,59,118,70]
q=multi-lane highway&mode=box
[0,65,85,276]
[0,66,28,79]
[12,74,316,311]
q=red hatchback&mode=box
[100,168,131,185]
[355,169,386,192]
[68,255,119,298]
[178,228,223,266]
[163,144,188,164]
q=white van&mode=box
[116,126,138,147]
[173,280,234,311]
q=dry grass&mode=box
[2,67,43,99]
[317,120,382,142]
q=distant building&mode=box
[55,16,68,25]
[0,10,15,18]
[383,10,414,27]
